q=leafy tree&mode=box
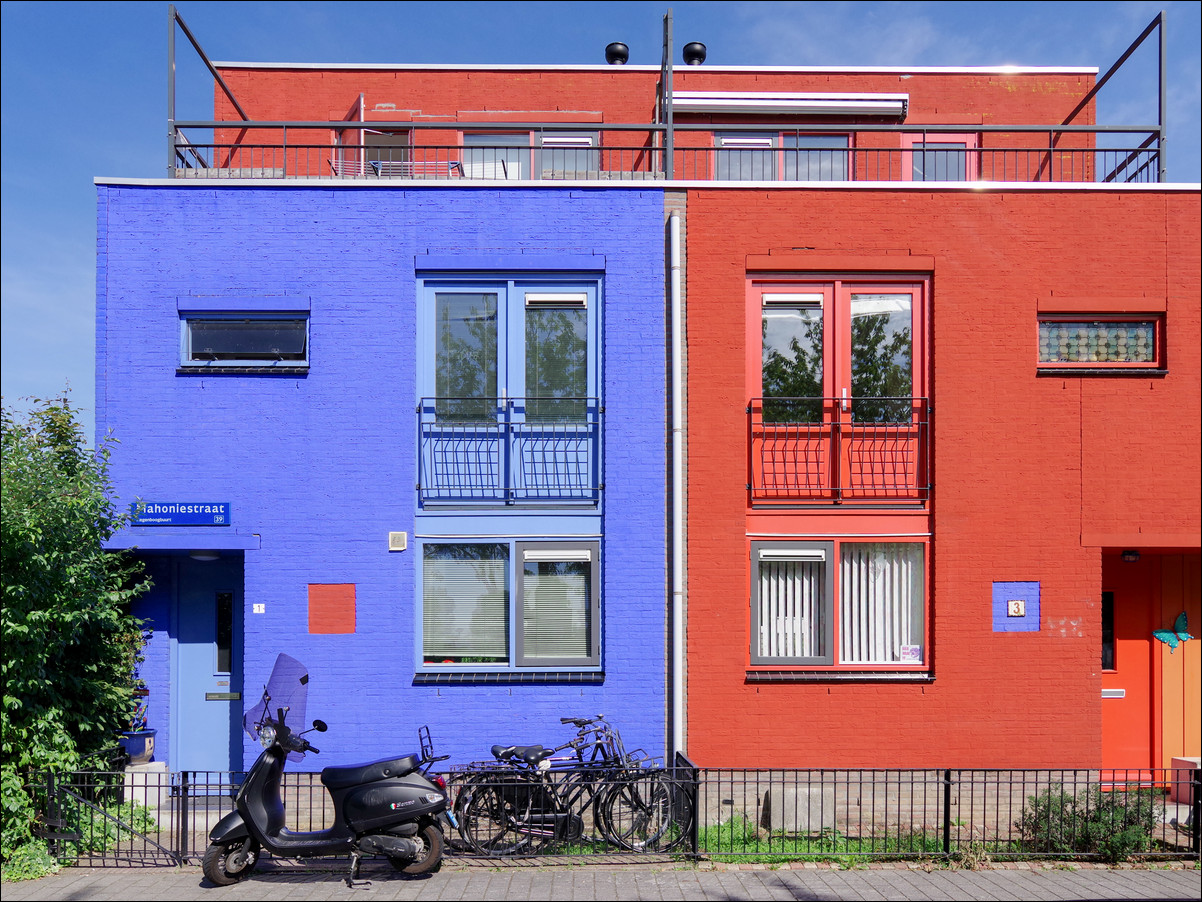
[1,395,149,869]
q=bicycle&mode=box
[451,715,690,856]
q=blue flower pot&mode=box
[119,729,156,765]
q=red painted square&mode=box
[308,584,356,634]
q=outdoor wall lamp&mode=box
[190,550,220,562]
[1121,549,1140,562]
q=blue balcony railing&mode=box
[418,397,602,505]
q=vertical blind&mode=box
[757,555,825,659]
[757,543,923,664]
[840,543,923,664]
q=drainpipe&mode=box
[669,211,684,756]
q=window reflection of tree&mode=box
[526,306,587,422]
[436,294,497,422]
[762,309,823,424]
[850,304,912,423]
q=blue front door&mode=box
[173,554,243,772]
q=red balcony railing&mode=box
[749,397,930,505]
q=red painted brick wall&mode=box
[215,67,1093,127]
[684,188,1200,768]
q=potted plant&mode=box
[118,693,156,765]
[118,638,157,765]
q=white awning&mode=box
[673,91,908,119]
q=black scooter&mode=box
[204,654,452,886]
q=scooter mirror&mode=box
[312,719,328,732]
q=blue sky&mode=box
[2,1,1199,439]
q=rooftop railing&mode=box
[170,123,1162,184]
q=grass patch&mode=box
[696,815,944,864]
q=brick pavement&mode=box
[2,860,1198,901]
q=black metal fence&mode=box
[27,762,1200,867]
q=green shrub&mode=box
[1016,783,1159,862]
[2,396,151,878]
[0,840,59,882]
[60,798,158,856]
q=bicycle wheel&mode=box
[456,771,559,856]
[602,772,687,851]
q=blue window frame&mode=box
[417,277,601,505]
[180,314,309,369]
[420,539,601,671]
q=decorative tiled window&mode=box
[1037,316,1163,369]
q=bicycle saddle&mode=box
[491,744,555,766]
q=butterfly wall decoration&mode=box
[1152,611,1194,653]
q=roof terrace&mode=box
[167,7,1169,185]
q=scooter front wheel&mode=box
[388,823,443,875]
[202,837,260,886]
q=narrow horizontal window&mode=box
[1037,316,1162,368]
[181,315,309,368]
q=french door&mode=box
[418,279,599,503]
[751,278,928,503]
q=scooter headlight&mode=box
[259,723,277,748]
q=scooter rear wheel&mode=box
[202,837,260,885]
[387,823,443,875]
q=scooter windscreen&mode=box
[243,653,310,744]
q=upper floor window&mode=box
[462,132,599,179]
[715,133,849,181]
[180,314,309,369]
[751,278,929,504]
[1037,315,1163,370]
[364,129,410,165]
[418,277,600,504]
[903,133,979,181]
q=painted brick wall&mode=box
[684,187,1201,768]
[97,184,667,768]
[216,67,1093,129]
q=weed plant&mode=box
[1015,783,1159,863]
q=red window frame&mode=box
[902,133,980,181]
[1036,314,1164,370]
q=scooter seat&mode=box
[320,754,421,790]
[491,744,554,766]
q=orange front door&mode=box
[1101,554,1157,770]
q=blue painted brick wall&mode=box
[97,184,667,768]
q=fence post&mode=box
[45,772,58,858]
[942,769,953,856]
[675,751,701,860]
[1192,768,1201,858]
[176,771,191,861]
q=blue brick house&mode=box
[96,184,667,770]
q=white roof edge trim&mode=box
[95,177,1202,192]
[675,91,910,101]
[212,61,1099,75]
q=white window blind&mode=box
[423,545,508,662]
[521,559,591,661]
[840,543,923,664]
[757,557,825,659]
